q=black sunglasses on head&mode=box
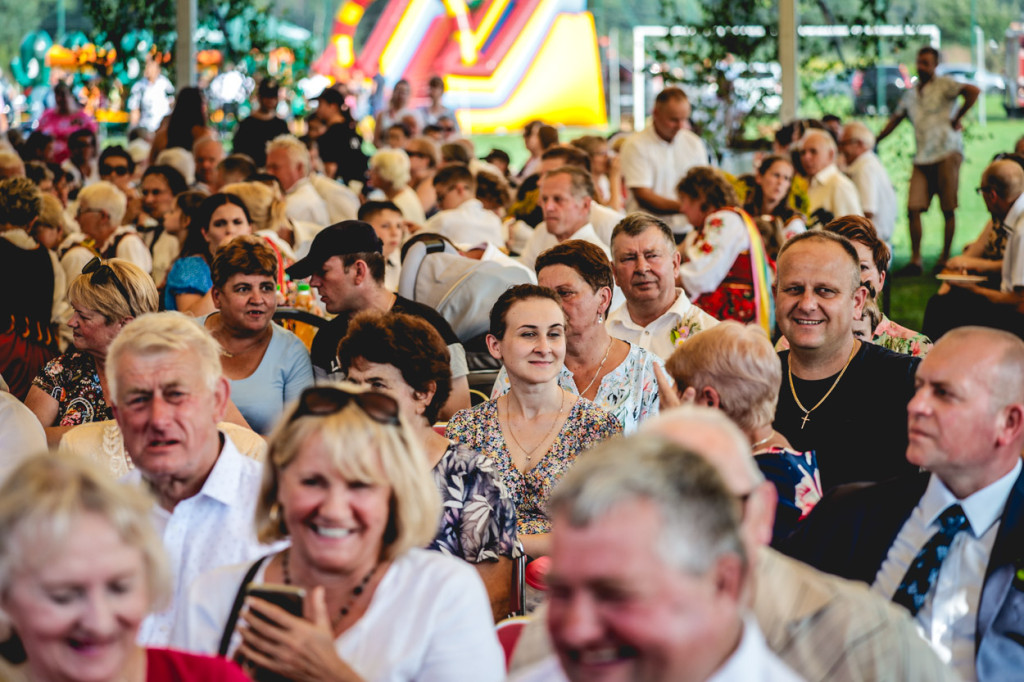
[290,386,400,425]
[82,257,136,318]
[100,164,131,176]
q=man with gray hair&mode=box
[518,167,610,270]
[59,181,152,282]
[644,406,956,682]
[514,433,801,681]
[265,134,329,226]
[800,129,862,228]
[107,311,278,646]
[840,121,897,245]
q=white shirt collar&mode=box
[811,163,841,186]
[1003,192,1024,231]
[921,458,1021,538]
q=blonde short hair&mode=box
[78,181,129,227]
[256,385,440,561]
[0,453,171,612]
[664,321,782,433]
[220,181,290,234]
[107,311,223,401]
[266,135,311,175]
[369,149,411,190]
[68,258,158,324]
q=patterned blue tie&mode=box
[892,504,970,616]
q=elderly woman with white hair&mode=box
[172,383,504,681]
[368,148,426,225]
[659,320,823,543]
[0,453,250,681]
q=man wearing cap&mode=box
[314,87,368,186]
[287,220,471,419]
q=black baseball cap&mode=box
[286,220,383,280]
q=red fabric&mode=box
[694,253,759,324]
[0,331,55,401]
[146,648,249,682]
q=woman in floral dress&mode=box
[339,310,519,620]
[677,166,774,330]
[447,285,621,559]
[25,258,158,446]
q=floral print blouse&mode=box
[430,444,522,562]
[491,342,662,434]
[446,399,622,536]
[32,351,111,426]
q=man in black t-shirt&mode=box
[286,220,470,419]
[773,231,920,491]
[313,88,367,186]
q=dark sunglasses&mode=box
[82,257,136,318]
[100,164,131,176]
[291,386,400,425]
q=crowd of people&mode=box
[1,43,1023,681]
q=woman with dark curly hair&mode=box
[339,310,519,620]
[677,166,774,329]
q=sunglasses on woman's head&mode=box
[82,257,136,318]
[291,386,400,425]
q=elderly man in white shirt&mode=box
[107,312,280,646]
[606,213,717,361]
[423,164,505,247]
[60,181,153,282]
[840,121,896,245]
[519,167,611,269]
[620,87,709,239]
[265,134,330,227]
[800,129,863,228]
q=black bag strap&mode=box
[217,556,269,656]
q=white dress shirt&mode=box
[424,198,504,247]
[620,124,709,234]
[845,151,897,243]
[873,460,1022,681]
[589,202,625,245]
[518,222,609,270]
[606,288,719,361]
[999,192,1024,293]
[126,434,282,646]
[284,177,331,227]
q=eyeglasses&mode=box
[976,186,991,196]
[407,151,429,159]
[100,164,131,176]
[290,386,400,425]
[82,257,136,318]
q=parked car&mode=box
[852,65,912,115]
[936,63,1005,93]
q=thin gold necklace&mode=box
[505,390,566,466]
[576,337,614,397]
[788,342,858,430]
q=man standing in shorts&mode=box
[877,46,979,274]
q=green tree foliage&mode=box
[0,0,57,66]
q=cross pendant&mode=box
[800,412,810,429]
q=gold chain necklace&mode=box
[576,337,614,397]
[505,390,566,466]
[788,342,858,430]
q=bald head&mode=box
[799,130,836,177]
[982,160,1024,203]
[941,326,1024,410]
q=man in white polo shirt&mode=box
[607,212,718,360]
[619,87,709,240]
[423,164,505,247]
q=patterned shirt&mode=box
[491,342,662,434]
[32,351,112,426]
[430,444,521,562]
[896,75,966,165]
[446,399,621,535]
